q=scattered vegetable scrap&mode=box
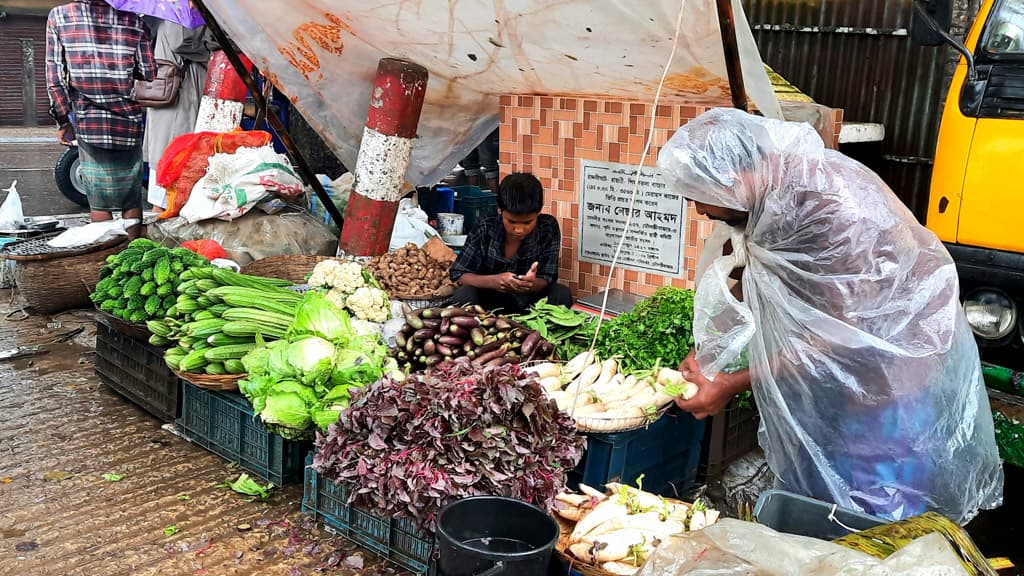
[163,525,180,536]
[101,472,123,482]
[219,473,274,500]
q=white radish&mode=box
[565,363,603,395]
[589,529,648,562]
[688,509,706,531]
[590,373,625,397]
[526,362,562,380]
[582,512,678,541]
[595,357,618,387]
[556,493,592,507]
[605,484,666,512]
[705,509,720,526]
[598,557,638,569]
[565,351,596,379]
[570,500,627,541]
[578,484,607,500]
[570,403,608,417]
[553,392,593,413]
[539,376,563,392]
[602,562,640,576]
[657,368,699,401]
[556,507,587,522]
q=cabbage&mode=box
[312,408,343,430]
[289,291,352,342]
[241,339,288,375]
[270,379,318,406]
[268,342,297,379]
[239,374,276,414]
[287,337,335,387]
[261,393,312,430]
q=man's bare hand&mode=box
[57,124,76,147]
[674,349,736,419]
[511,262,540,293]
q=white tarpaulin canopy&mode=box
[202,0,781,187]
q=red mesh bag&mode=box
[155,130,273,220]
[179,239,227,261]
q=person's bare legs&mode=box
[90,210,113,222]
[123,207,143,240]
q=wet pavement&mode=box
[0,127,83,218]
[0,292,409,576]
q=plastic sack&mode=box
[638,519,969,576]
[149,208,337,266]
[179,146,302,223]
[0,180,23,230]
[156,130,273,220]
[46,219,138,248]
[389,197,439,251]
[656,108,1002,524]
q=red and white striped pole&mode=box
[194,50,253,133]
[338,58,428,258]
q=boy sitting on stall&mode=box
[449,173,572,313]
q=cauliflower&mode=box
[309,259,366,294]
[325,287,349,310]
[346,286,390,323]
[350,318,384,338]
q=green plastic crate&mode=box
[302,454,435,574]
[176,381,307,485]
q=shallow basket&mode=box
[553,497,694,576]
[174,370,245,392]
[240,254,334,284]
[4,235,127,314]
[572,403,671,434]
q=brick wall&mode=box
[499,94,842,299]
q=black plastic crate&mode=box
[698,401,761,482]
[177,381,307,486]
[94,321,180,422]
[568,408,705,498]
[302,454,435,574]
[754,489,884,541]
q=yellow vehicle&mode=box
[914,0,1024,369]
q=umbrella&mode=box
[105,0,205,29]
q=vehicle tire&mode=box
[54,146,89,208]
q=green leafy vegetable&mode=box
[101,472,123,482]
[289,291,352,341]
[594,287,695,372]
[163,525,179,536]
[220,473,274,500]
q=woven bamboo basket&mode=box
[174,370,245,392]
[240,254,334,284]
[5,235,127,314]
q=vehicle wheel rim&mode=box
[71,156,86,195]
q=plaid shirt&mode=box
[46,0,154,149]
[450,214,562,285]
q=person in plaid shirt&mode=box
[46,0,154,238]
[449,173,573,313]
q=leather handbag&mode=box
[134,59,181,108]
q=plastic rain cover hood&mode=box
[200,0,782,187]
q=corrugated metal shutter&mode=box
[0,14,51,126]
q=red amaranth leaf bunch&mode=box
[312,357,584,531]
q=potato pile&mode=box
[367,243,456,300]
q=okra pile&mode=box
[149,267,301,376]
[392,303,557,371]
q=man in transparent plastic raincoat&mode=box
[657,108,1003,524]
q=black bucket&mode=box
[436,496,560,576]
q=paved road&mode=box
[0,127,84,218]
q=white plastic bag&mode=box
[656,108,1002,524]
[46,219,139,248]
[638,519,969,576]
[0,180,24,230]
[388,197,439,251]
[180,146,304,223]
